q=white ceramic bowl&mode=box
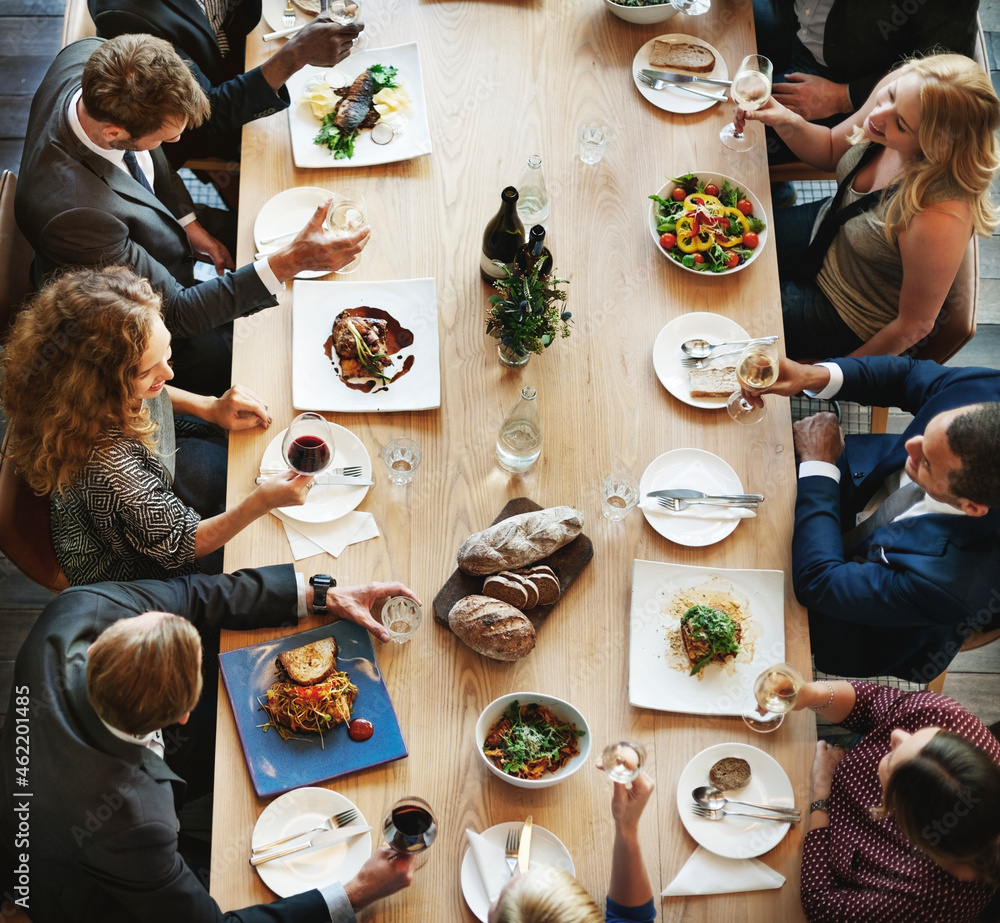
[603,0,680,23]
[648,172,769,276]
[476,692,592,790]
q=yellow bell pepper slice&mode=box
[676,216,714,253]
[716,207,750,248]
[683,193,725,216]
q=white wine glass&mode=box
[281,412,335,476]
[741,663,804,733]
[329,0,369,52]
[325,190,367,274]
[727,339,779,425]
[382,796,437,864]
[720,55,773,152]
[601,740,646,784]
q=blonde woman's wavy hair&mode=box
[490,866,603,923]
[850,53,1000,241]
[0,266,163,496]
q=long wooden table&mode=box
[213,2,813,920]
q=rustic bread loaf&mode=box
[482,574,529,609]
[457,506,584,576]
[448,595,536,661]
[709,756,752,790]
[649,40,715,74]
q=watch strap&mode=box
[810,798,830,814]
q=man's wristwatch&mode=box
[309,574,336,614]
[810,798,830,814]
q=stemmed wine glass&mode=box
[741,663,804,733]
[382,796,437,861]
[281,412,335,476]
[720,55,773,152]
[727,339,779,425]
[601,740,646,784]
[325,190,367,273]
[329,0,369,51]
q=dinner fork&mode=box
[259,465,364,478]
[691,805,795,823]
[504,827,521,878]
[252,808,358,855]
[657,496,758,512]
[282,0,296,27]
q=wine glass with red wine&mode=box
[281,412,335,476]
[382,796,437,858]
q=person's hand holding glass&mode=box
[721,55,773,152]
[742,663,804,733]
[727,339,779,424]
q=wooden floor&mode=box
[0,1,999,725]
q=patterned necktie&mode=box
[841,479,926,553]
[122,149,154,195]
[197,0,231,56]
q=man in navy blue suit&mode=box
[753,356,1000,682]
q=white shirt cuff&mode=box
[799,460,841,482]
[319,881,357,923]
[255,258,285,297]
[177,212,197,228]
[294,572,308,620]
[803,362,843,400]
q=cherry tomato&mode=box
[659,232,677,250]
[704,183,720,198]
[724,251,740,269]
[736,199,754,216]
[692,253,705,264]
[671,187,687,202]
[743,231,759,249]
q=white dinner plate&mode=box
[639,448,746,546]
[460,822,575,922]
[292,278,441,413]
[260,423,372,522]
[675,743,794,859]
[632,34,729,114]
[652,313,750,410]
[285,43,432,167]
[253,186,335,279]
[628,559,785,714]
[252,787,372,897]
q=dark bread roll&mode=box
[498,570,539,609]
[482,574,529,609]
[457,506,584,576]
[448,595,536,661]
[709,757,752,791]
[514,565,561,605]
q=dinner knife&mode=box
[641,68,733,88]
[255,474,374,486]
[250,824,372,866]
[517,816,533,874]
[647,489,765,503]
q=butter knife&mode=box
[641,68,733,88]
[250,824,372,866]
[255,474,373,486]
[517,816,532,874]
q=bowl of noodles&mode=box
[476,692,591,789]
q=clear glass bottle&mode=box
[515,155,550,225]
[496,386,542,473]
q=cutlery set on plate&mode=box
[680,335,779,370]
[255,466,372,486]
[637,68,731,102]
[689,786,800,824]
[647,488,764,512]
[251,808,369,866]
[503,816,533,878]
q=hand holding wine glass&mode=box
[382,796,437,859]
[328,0,369,51]
[721,55,773,152]
[741,663,804,733]
[727,339,780,424]
[282,412,335,475]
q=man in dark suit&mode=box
[15,35,368,394]
[754,356,1000,681]
[0,565,419,921]
[88,0,362,167]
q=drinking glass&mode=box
[727,339,779,425]
[326,190,367,274]
[670,0,711,13]
[601,473,639,521]
[281,412,335,475]
[382,796,437,856]
[578,120,613,165]
[741,663,804,733]
[601,740,646,784]
[382,437,422,485]
[329,0,369,51]
[380,597,423,643]
[720,55,773,152]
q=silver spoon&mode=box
[680,338,713,359]
[692,785,801,819]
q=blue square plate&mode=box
[219,621,408,796]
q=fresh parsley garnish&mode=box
[682,605,741,675]
[369,63,398,90]
[314,112,358,159]
[490,701,585,775]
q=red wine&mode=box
[286,435,330,473]
[392,805,433,836]
[384,802,437,853]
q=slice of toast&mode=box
[649,40,715,74]
[277,636,338,686]
[689,366,737,398]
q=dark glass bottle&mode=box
[512,224,553,278]
[481,187,525,282]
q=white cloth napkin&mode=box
[662,846,784,896]
[639,499,757,521]
[466,829,509,903]
[273,510,379,559]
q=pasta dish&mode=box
[483,701,585,780]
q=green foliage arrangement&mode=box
[486,263,572,357]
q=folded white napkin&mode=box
[639,499,756,521]
[466,829,509,903]
[273,510,379,559]
[662,846,784,896]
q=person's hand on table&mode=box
[793,412,845,464]
[771,73,852,121]
[210,385,272,431]
[267,200,371,282]
[254,470,313,508]
[286,16,363,68]
[317,582,423,643]
[343,844,416,911]
[184,219,235,275]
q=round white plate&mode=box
[460,822,575,922]
[676,743,794,859]
[632,34,729,114]
[260,423,372,523]
[252,787,372,897]
[261,0,313,31]
[653,312,750,410]
[648,172,769,275]
[639,448,745,546]
[253,187,335,279]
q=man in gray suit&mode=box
[15,35,367,393]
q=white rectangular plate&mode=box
[628,559,785,715]
[285,43,432,168]
[292,278,441,413]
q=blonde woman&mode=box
[738,53,1000,360]
[0,267,310,585]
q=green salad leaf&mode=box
[489,701,585,776]
[681,604,741,675]
[314,113,358,159]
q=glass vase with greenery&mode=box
[486,262,571,365]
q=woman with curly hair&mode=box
[0,266,311,585]
[737,53,1000,359]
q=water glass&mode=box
[578,120,613,165]
[325,190,367,273]
[380,597,423,643]
[382,437,422,485]
[601,739,646,784]
[670,0,711,12]
[601,473,638,521]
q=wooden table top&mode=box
[212,3,813,920]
